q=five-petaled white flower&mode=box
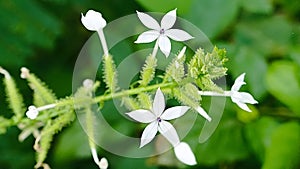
[126,88,190,148]
[135,9,193,57]
[81,10,107,31]
[230,73,258,112]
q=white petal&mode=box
[99,158,108,169]
[231,73,246,92]
[165,29,194,41]
[161,106,190,120]
[235,101,252,112]
[195,107,212,122]
[177,46,186,59]
[135,30,159,43]
[140,121,158,148]
[81,10,106,31]
[126,110,156,123]
[136,11,160,30]
[158,36,171,57]
[26,106,39,119]
[234,92,258,104]
[158,120,180,147]
[152,88,165,117]
[174,142,197,166]
[161,9,177,30]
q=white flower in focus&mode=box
[135,9,193,57]
[230,73,258,112]
[126,88,190,148]
[81,10,107,31]
[174,142,197,165]
[26,106,39,119]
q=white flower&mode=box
[99,158,108,169]
[91,148,108,169]
[81,10,107,31]
[174,142,197,166]
[26,106,39,119]
[230,73,258,112]
[25,104,56,120]
[135,9,193,57]
[126,88,190,148]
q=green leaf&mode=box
[262,122,300,169]
[0,1,61,66]
[241,0,273,14]
[234,15,293,56]
[266,61,300,114]
[197,115,250,165]
[245,117,279,161]
[229,46,268,99]
[185,0,240,39]
[135,0,192,14]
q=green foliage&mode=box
[266,61,300,115]
[0,0,61,66]
[136,0,192,14]
[185,0,239,39]
[0,117,12,134]
[241,0,273,14]
[262,122,300,169]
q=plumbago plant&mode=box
[0,9,258,169]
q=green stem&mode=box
[54,81,177,109]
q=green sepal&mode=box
[103,54,118,93]
[122,97,140,111]
[35,107,75,168]
[166,52,185,83]
[0,68,25,120]
[139,55,157,86]
[21,68,57,106]
[173,87,200,109]
[137,92,153,110]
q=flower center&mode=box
[159,29,165,35]
[157,117,162,123]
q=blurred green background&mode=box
[0,0,300,169]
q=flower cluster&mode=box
[17,8,258,168]
[78,8,258,166]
